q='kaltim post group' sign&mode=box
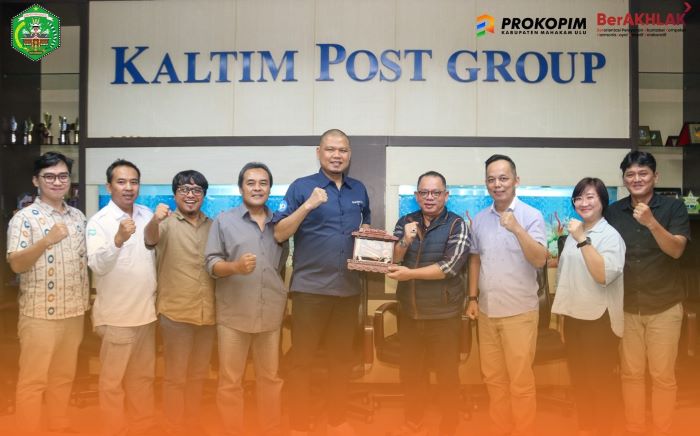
[87,0,630,139]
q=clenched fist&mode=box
[567,218,585,243]
[236,253,257,274]
[632,202,656,228]
[304,187,328,211]
[45,223,69,245]
[115,218,136,247]
[153,203,171,223]
[403,221,419,244]
[499,211,521,233]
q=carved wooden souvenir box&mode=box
[346,228,399,273]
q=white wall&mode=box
[87,0,630,138]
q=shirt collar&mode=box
[586,217,608,234]
[489,196,519,215]
[621,193,660,211]
[314,168,351,189]
[34,197,69,215]
[173,208,208,226]
[106,199,144,220]
[238,203,273,224]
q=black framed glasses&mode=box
[416,190,445,199]
[176,186,205,196]
[39,172,70,183]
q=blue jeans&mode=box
[159,314,215,433]
[96,322,156,436]
[217,324,283,436]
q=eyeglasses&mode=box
[416,190,445,199]
[486,176,511,185]
[39,172,70,183]
[573,194,597,204]
[176,186,205,196]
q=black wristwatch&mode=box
[467,296,479,302]
[576,237,591,248]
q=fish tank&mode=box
[97,184,289,219]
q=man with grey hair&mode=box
[206,162,288,436]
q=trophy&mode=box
[42,112,53,145]
[347,227,399,273]
[10,116,18,145]
[23,118,34,145]
[72,117,80,145]
[58,115,69,145]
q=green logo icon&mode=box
[11,4,61,61]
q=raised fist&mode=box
[305,187,328,210]
[403,221,419,244]
[567,218,585,243]
[45,223,69,245]
[499,211,521,233]
[236,253,257,274]
[153,203,171,223]
[115,218,136,247]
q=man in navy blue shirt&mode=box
[273,129,370,436]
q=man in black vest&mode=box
[386,170,470,436]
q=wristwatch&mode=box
[467,296,479,302]
[576,237,591,248]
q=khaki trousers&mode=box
[478,310,538,436]
[15,314,84,432]
[621,303,683,436]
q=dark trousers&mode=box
[286,292,360,430]
[564,311,620,435]
[398,313,461,436]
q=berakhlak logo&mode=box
[11,4,61,61]
[476,14,495,38]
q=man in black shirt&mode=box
[605,151,690,436]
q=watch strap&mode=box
[576,237,591,248]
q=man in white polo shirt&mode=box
[87,159,157,436]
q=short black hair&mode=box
[571,177,610,215]
[34,152,73,176]
[485,154,517,175]
[319,128,350,146]
[171,170,209,195]
[238,162,273,189]
[106,159,141,183]
[416,170,447,189]
[619,150,656,173]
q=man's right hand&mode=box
[304,187,328,210]
[153,203,171,223]
[235,253,257,274]
[115,218,136,247]
[45,223,69,245]
[465,300,479,320]
[403,221,419,245]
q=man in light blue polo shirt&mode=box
[466,154,547,436]
[272,129,370,436]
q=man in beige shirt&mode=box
[144,170,215,436]
[7,152,89,434]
